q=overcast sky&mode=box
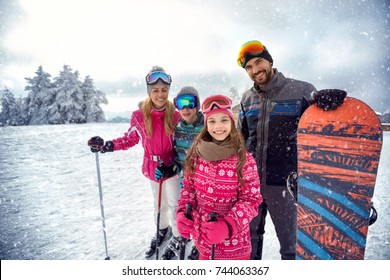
[0,0,389,113]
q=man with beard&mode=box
[236,40,346,260]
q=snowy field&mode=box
[0,123,389,260]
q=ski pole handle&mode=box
[208,212,219,222]
[208,212,219,260]
[179,203,193,260]
[185,203,193,220]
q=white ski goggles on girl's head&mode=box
[201,94,232,114]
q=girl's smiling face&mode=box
[206,112,232,141]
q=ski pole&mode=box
[94,152,110,260]
[208,212,219,260]
[179,203,193,260]
[155,160,164,260]
[255,201,267,260]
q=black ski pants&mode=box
[250,184,297,260]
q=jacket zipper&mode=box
[258,90,268,183]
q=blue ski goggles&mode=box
[174,94,198,110]
[145,71,172,85]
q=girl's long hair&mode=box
[141,97,176,137]
[184,119,248,186]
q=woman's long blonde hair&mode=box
[184,120,248,186]
[141,97,176,138]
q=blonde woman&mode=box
[88,66,181,259]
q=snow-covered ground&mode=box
[0,123,389,260]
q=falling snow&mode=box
[0,123,389,260]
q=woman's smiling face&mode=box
[149,81,169,109]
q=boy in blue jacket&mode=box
[155,86,204,260]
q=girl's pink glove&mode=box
[176,211,194,238]
[202,218,230,244]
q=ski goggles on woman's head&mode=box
[237,40,267,67]
[145,71,172,85]
[201,95,232,114]
[174,94,198,110]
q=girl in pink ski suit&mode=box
[176,95,263,260]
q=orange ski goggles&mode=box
[237,40,268,67]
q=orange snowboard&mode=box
[296,97,383,259]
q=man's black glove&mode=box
[87,136,114,153]
[314,89,347,111]
[155,163,179,181]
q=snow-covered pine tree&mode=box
[229,86,241,106]
[24,66,54,125]
[50,65,85,124]
[0,88,25,126]
[82,76,107,123]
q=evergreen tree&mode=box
[50,65,85,124]
[24,66,54,125]
[2,64,108,126]
[0,88,25,126]
[229,86,241,106]
[17,96,28,125]
[0,90,5,126]
[82,76,107,123]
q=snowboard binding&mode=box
[286,172,298,202]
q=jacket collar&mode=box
[253,68,286,97]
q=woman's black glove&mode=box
[88,136,104,153]
[88,136,114,153]
[155,163,179,181]
[314,89,347,111]
[101,141,114,153]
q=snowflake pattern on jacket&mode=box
[178,151,262,259]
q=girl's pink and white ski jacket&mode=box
[178,152,262,260]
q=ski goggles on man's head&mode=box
[174,94,198,110]
[145,71,172,85]
[201,95,232,114]
[237,40,267,67]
